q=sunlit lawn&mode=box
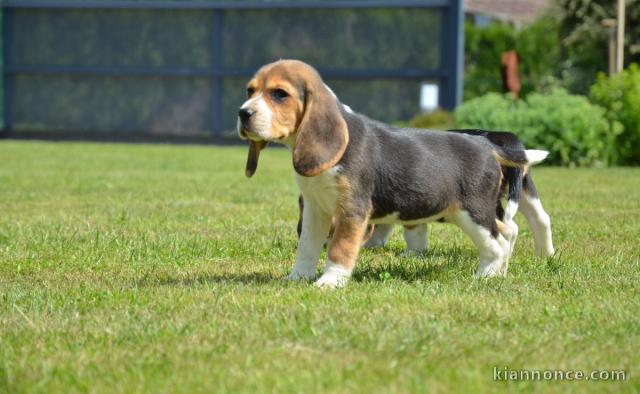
[1,141,638,393]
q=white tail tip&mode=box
[525,149,549,166]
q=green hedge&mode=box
[590,64,640,165]
[454,89,621,166]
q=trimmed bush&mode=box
[590,64,640,165]
[455,89,621,166]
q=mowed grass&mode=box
[0,140,638,394]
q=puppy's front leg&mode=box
[288,198,332,281]
[315,214,369,289]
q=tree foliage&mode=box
[590,63,640,164]
[557,0,640,94]
[464,0,640,99]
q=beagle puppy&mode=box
[300,141,554,258]
[238,60,548,288]
[363,130,555,258]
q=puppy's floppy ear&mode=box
[292,80,348,177]
[245,140,268,178]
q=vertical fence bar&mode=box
[211,9,223,136]
[451,0,464,107]
[439,0,463,110]
[438,3,450,110]
[2,7,12,133]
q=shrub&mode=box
[558,0,640,95]
[590,64,640,165]
[408,109,454,129]
[464,15,561,100]
[454,89,621,166]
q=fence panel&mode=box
[2,1,462,138]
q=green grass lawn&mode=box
[1,140,638,393]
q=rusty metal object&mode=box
[501,50,521,101]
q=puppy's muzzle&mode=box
[238,108,255,124]
[237,107,256,138]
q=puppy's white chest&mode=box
[295,166,340,215]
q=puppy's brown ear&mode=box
[245,140,268,178]
[292,82,348,177]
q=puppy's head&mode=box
[238,60,348,177]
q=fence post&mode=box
[2,7,12,133]
[439,0,463,110]
[211,9,223,136]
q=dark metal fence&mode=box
[1,0,463,138]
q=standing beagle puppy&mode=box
[238,60,548,288]
[298,131,555,258]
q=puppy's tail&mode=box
[495,148,548,224]
[525,149,550,166]
[492,147,549,168]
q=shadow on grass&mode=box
[135,248,476,287]
[136,271,280,287]
[355,258,464,283]
[353,246,475,283]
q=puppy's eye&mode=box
[271,89,289,101]
[247,88,255,98]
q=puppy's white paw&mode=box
[314,261,352,289]
[535,244,555,258]
[314,273,349,289]
[286,269,316,282]
[401,249,426,257]
[363,238,387,248]
[498,261,509,277]
[474,264,506,278]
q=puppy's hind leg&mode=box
[498,199,519,259]
[520,173,554,257]
[496,219,515,275]
[402,224,428,255]
[450,210,508,277]
[363,223,394,248]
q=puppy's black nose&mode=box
[238,108,255,123]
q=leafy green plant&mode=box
[464,15,561,100]
[590,64,640,164]
[407,109,454,130]
[455,89,621,166]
